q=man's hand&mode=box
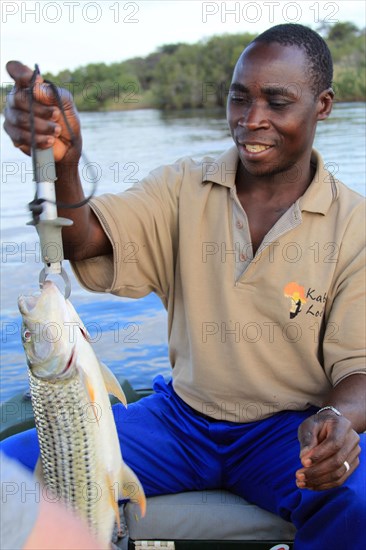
[3,61,82,164]
[296,411,361,490]
[3,61,111,261]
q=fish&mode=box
[18,280,146,547]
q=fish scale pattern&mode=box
[28,368,101,535]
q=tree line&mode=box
[2,22,365,111]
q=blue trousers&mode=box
[2,376,365,549]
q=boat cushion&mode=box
[125,490,296,541]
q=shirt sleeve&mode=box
[0,452,40,550]
[71,163,182,307]
[323,200,366,385]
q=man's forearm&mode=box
[321,373,366,433]
[55,162,111,261]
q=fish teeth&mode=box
[245,144,271,153]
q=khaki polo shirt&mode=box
[72,147,366,422]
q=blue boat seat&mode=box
[125,490,296,548]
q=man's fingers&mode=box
[302,416,357,465]
[5,72,60,128]
[296,413,361,491]
[298,417,320,460]
[298,413,355,465]
[6,61,68,114]
[4,101,60,132]
[6,60,42,88]
[296,447,360,490]
[3,119,56,152]
[4,98,61,151]
[4,60,82,163]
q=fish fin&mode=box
[106,472,122,536]
[80,370,100,425]
[120,463,146,518]
[99,361,127,407]
[34,456,44,483]
[90,402,100,425]
[83,374,95,402]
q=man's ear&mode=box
[317,88,334,121]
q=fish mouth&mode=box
[18,294,40,316]
[18,281,60,317]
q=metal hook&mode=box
[39,267,72,299]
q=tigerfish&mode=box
[18,280,146,547]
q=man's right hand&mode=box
[3,61,82,165]
[3,61,112,261]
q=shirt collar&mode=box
[298,150,338,215]
[202,145,238,188]
[202,146,338,215]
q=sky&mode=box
[1,0,365,84]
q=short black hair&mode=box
[252,24,333,96]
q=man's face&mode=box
[227,42,324,179]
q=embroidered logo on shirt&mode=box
[284,282,307,319]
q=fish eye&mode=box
[23,329,32,343]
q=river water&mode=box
[1,103,365,402]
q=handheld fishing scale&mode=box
[27,65,73,298]
[27,64,96,298]
[28,146,73,297]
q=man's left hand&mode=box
[296,411,361,490]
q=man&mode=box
[2,24,365,549]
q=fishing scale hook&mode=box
[27,64,98,299]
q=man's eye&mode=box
[229,93,248,103]
[269,100,289,108]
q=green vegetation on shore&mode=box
[2,22,365,111]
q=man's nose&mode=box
[238,102,270,130]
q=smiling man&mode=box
[227,31,335,254]
[2,24,366,549]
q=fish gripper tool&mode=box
[28,147,73,298]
